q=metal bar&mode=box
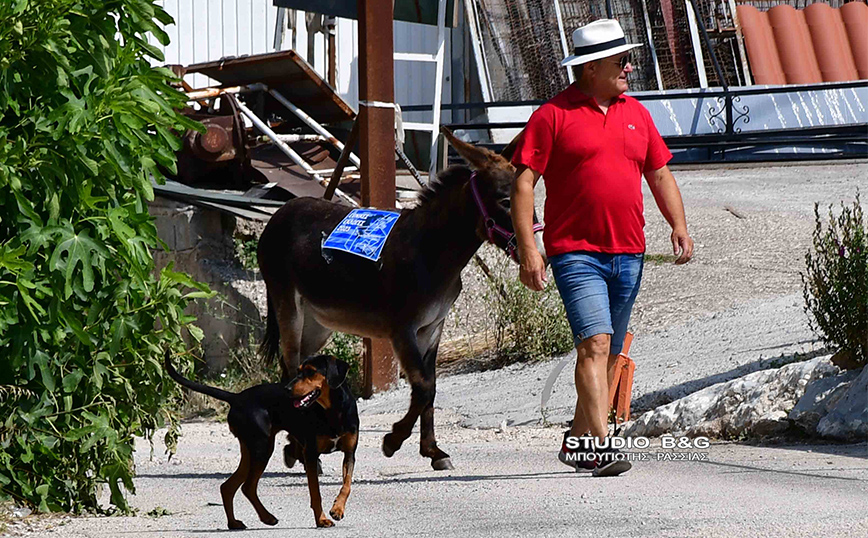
[267,88,362,168]
[358,0,398,396]
[464,0,493,102]
[729,0,753,86]
[153,180,287,207]
[397,81,868,109]
[684,0,708,88]
[396,142,426,187]
[235,99,357,207]
[688,0,729,137]
[665,138,868,148]
[605,0,614,19]
[428,0,449,181]
[264,134,328,143]
[325,117,360,201]
[689,0,728,92]
[326,16,337,87]
[403,122,435,131]
[318,166,359,176]
[444,121,537,129]
[553,0,574,84]
[185,83,266,101]
[274,7,286,50]
[640,0,664,90]
[394,52,438,62]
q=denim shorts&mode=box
[549,251,644,355]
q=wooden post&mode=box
[358,0,398,396]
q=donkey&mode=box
[257,127,544,470]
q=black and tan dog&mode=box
[164,352,359,529]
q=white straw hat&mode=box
[560,19,643,67]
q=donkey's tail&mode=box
[261,292,281,366]
[164,350,238,405]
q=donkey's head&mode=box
[440,127,545,265]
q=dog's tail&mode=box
[260,291,281,366]
[164,350,238,404]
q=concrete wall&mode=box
[149,197,262,371]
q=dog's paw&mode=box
[329,504,344,521]
[261,513,279,526]
[228,519,247,530]
[316,516,335,528]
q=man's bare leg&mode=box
[572,334,611,442]
[570,348,620,438]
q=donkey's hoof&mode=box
[431,457,454,471]
[382,436,396,458]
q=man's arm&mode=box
[511,165,546,290]
[644,165,694,264]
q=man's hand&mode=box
[519,248,547,291]
[512,165,546,290]
[645,166,693,265]
[671,227,694,264]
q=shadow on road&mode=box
[136,469,586,487]
[698,458,867,482]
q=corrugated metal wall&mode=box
[153,0,284,89]
[151,0,453,124]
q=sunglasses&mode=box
[603,54,632,70]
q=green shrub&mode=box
[0,0,210,513]
[322,332,364,397]
[486,265,574,364]
[233,236,259,271]
[802,194,868,367]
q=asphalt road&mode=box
[15,418,868,538]
[8,161,867,538]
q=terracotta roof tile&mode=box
[737,2,868,84]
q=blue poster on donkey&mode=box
[322,209,401,262]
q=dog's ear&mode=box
[326,357,350,388]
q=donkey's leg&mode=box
[300,308,333,357]
[382,330,440,465]
[274,291,305,469]
[416,320,451,470]
[273,291,304,380]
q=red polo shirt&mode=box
[512,84,672,256]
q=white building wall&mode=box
[336,18,453,124]
[153,1,455,123]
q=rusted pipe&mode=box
[235,98,357,207]
[267,88,362,168]
[185,83,266,101]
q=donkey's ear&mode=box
[499,129,524,162]
[440,126,496,170]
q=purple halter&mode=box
[469,172,544,263]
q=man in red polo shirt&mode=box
[511,19,694,477]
